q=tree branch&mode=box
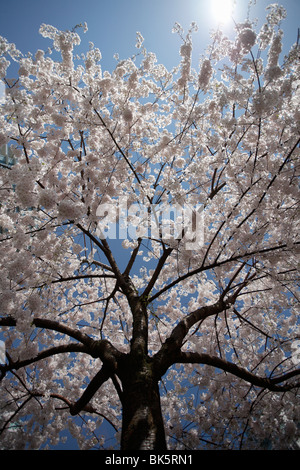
[76,223,130,295]
[148,242,297,303]
[27,391,119,432]
[153,297,232,377]
[0,343,90,378]
[123,237,142,277]
[142,246,173,299]
[0,317,124,368]
[175,351,300,392]
[36,273,116,289]
[69,365,111,416]
[0,316,93,347]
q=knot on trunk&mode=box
[89,339,119,371]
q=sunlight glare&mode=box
[211,0,234,25]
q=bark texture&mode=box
[119,356,167,451]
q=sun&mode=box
[211,0,234,25]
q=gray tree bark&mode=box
[120,355,167,451]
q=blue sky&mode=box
[0,0,299,450]
[0,0,299,76]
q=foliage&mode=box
[0,4,299,450]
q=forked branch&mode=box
[175,351,300,392]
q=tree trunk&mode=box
[120,356,167,451]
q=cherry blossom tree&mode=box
[0,4,299,450]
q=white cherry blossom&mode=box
[0,3,299,451]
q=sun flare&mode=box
[211,0,234,24]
